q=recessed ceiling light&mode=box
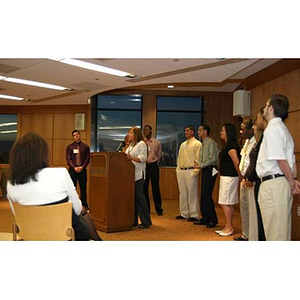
[167,85,174,89]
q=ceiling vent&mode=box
[70,81,109,91]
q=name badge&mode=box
[73,149,79,154]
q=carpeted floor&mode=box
[0,198,242,241]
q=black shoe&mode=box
[234,235,248,241]
[133,223,138,227]
[175,215,186,219]
[206,223,217,228]
[193,220,207,225]
[187,217,198,222]
[157,211,163,216]
[139,224,150,229]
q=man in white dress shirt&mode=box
[256,94,299,241]
[234,119,256,241]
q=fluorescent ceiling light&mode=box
[52,58,133,77]
[0,94,27,101]
[0,130,17,134]
[3,77,68,90]
[0,122,17,127]
[0,75,6,80]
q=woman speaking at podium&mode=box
[125,127,152,229]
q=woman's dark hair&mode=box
[222,123,239,149]
[9,132,49,185]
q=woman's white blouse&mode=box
[7,167,82,215]
[126,141,147,181]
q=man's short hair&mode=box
[269,94,289,121]
[243,119,253,130]
[201,124,211,135]
[185,125,195,132]
[72,129,80,136]
[143,125,152,131]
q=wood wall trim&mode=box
[244,59,300,90]
[100,89,232,98]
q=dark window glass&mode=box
[0,114,18,164]
[97,94,142,110]
[91,94,142,152]
[157,96,203,166]
[157,96,202,111]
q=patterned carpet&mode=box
[0,198,242,241]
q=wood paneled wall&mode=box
[0,105,91,197]
[17,105,90,166]
[246,67,300,240]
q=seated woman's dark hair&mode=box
[9,132,49,185]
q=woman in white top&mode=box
[125,127,152,229]
[7,132,102,241]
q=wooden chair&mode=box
[12,201,75,241]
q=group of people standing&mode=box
[5,94,299,241]
[176,93,300,241]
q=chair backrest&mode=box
[12,201,75,241]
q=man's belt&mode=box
[180,167,194,170]
[261,173,284,182]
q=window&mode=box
[156,96,203,166]
[91,94,142,152]
[0,114,17,164]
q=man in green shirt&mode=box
[193,125,219,228]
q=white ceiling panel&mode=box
[89,58,175,77]
[0,58,283,105]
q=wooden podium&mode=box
[89,152,135,232]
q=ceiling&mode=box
[0,58,281,106]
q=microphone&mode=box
[116,141,125,152]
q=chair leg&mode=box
[12,223,18,241]
[67,228,75,241]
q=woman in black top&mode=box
[216,123,242,237]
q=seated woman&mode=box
[7,132,102,241]
[125,127,152,229]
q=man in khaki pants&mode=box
[175,126,201,222]
[256,94,299,240]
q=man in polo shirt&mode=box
[256,94,298,240]
[175,125,202,221]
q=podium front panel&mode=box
[89,152,135,232]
